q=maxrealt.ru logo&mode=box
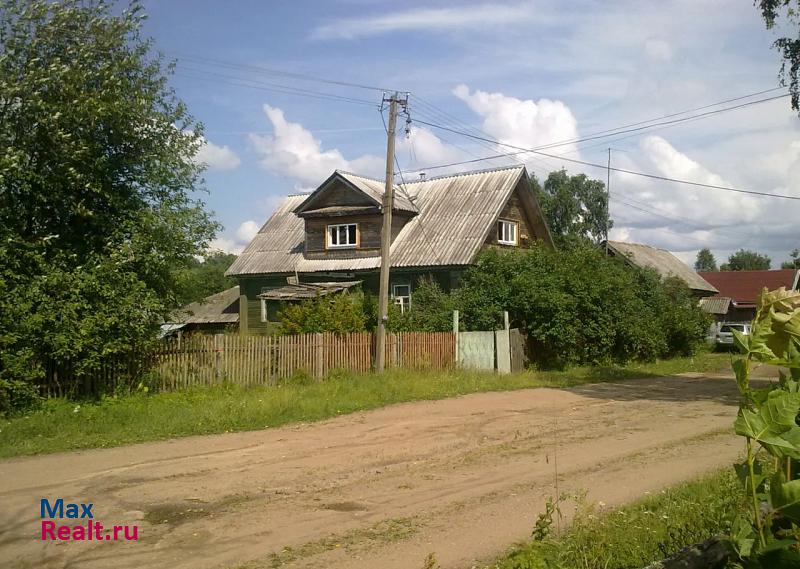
[40,498,139,541]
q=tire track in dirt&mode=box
[0,374,747,569]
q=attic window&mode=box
[498,220,518,245]
[327,223,358,248]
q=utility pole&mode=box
[605,147,611,254]
[375,92,406,373]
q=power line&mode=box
[410,87,787,158]
[170,51,397,93]
[407,118,800,201]
[173,70,382,107]
[409,91,789,163]
[532,93,790,152]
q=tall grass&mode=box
[491,469,740,569]
[0,352,730,459]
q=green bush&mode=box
[278,290,368,334]
[456,245,710,368]
[388,277,454,332]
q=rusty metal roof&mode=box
[227,165,546,277]
[258,281,362,300]
[605,240,718,294]
[698,269,800,303]
[170,286,240,324]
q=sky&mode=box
[140,0,800,268]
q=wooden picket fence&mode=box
[154,331,455,389]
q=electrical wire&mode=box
[406,118,800,201]
[170,51,397,93]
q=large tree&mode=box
[720,249,772,271]
[757,1,800,112]
[532,170,612,247]
[0,0,217,409]
[174,251,238,306]
[694,248,718,272]
[782,248,800,269]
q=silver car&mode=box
[715,323,750,349]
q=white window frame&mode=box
[392,284,411,313]
[260,299,269,322]
[497,219,518,246]
[326,223,358,249]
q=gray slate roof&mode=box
[699,296,731,315]
[171,286,240,324]
[259,281,362,300]
[605,241,718,294]
[336,171,417,213]
[228,165,534,276]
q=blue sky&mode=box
[140,0,800,267]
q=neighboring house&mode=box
[163,285,241,335]
[698,269,800,323]
[226,165,554,334]
[603,240,719,296]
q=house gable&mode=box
[482,175,554,250]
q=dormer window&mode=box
[327,223,358,248]
[497,220,518,245]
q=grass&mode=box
[488,468,741,569]
[0,351,731,459]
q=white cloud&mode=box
[208,237,242,255]
[312,3,535,40]
[453,84,581,160]
[209,220,262,255]
[249,104,383,185]
[194,138,241,170]
[644,39,672,62]
[396,126,467,173]
[235,220,260,244]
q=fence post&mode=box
[315,332,324,380]
[496,311,512,374]
[453,310,460,369]
[214,333,223,382]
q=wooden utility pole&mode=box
[375,92,405,372]
[605,147,611,254]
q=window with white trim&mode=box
[497,220,518,245]
[392,284,411,313]
[327,223,358,248]
[260,299,283,322]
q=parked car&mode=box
[715,322,750,350]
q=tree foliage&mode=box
[781,248,800,269]
[0,0,217,411]
[720,249,772,271]
[278,291,368,335]
[757,0,800,113]
[387,277,455,332]
[174,251,237,306]
[456,246,710,368]
[694,247,718,272]
[532,170,612,247]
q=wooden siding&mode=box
[305,214,381,255]
[238,269,458,334]
[304,180,374,210]
[483,187,537,249]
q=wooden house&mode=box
[226,165,553,334]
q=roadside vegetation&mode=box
[0,351,729,459]
[488,469,740,569]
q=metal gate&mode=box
[458,331,495,370]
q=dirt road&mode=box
[0,373,744,569]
